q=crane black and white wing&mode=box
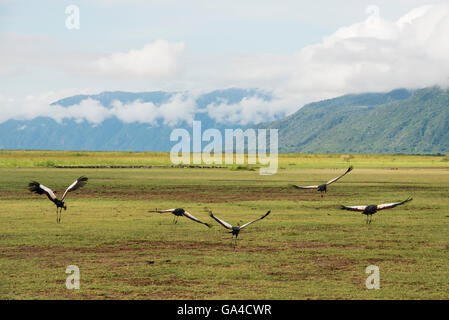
[209,213,233,230]
[183,211,211,227]
[376,197,413,211]
[239,210,271,229]
[28,182,57,204]
[291,166,353,189]
[326,166,353,185]
[341,197,412,212]
[149,209,176,213]
[61,176,88,200]
[340,205,367,212]
[291,184,318,189]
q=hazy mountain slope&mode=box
[0,88,269,151]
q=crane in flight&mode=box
[291,166,353,196]
[28,176,88,223]
[209,210,271,247]
[149,208,211,227]
[340,197,413,224]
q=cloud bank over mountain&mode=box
[0,93,198,126]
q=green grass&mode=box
[0,151,448,299]
[0,150,448,168]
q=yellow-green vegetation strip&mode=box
[0,150,448,168]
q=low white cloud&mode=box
[109,93,197,125]
[92,40,185,78]
[0,93,197,126]
[0,94,107,124]
[206,95,296,125]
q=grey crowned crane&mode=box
[149,208,211,227]
[341,197,413,224]
[28,176,88,223]
[291,166,353,196]
[209,210,271,246]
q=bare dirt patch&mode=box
[2,185,347,203]
[313,256,356,271]
[0,240,279,264]
[289,241,366,250]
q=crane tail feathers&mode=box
[28,181,42,194]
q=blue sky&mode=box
[1,0,449,125]
[2,1,437,53]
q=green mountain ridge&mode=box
[256,87,449,154]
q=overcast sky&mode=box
[1,0,449,125]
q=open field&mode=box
[0,151,448,299]
[1,149,449,168]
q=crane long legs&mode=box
[365,214,373,224]
[231,234,239,248]
[56,207,62,223]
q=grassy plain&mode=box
[0,151,448,299]
[1,149,449,168]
